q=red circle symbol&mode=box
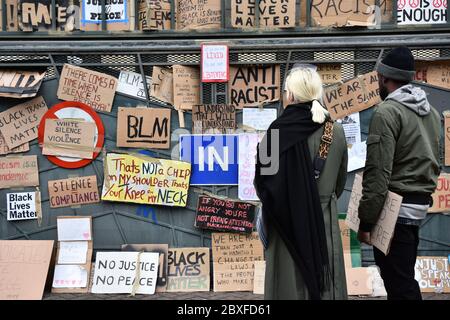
[398,0,406,9]
[409,0,420,8]
[433,0,443,7]
[38,101,105,169]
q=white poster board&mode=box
[6,192,40,221]
[117,71,152,100]
[57,217,92,241]
[242,108,277,131]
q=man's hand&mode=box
[357,230,372,245]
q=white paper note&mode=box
[243,108,277,131]
[57,218,92,241]
[337,113,361,145]
[52,265,88,288]
[58,241,88,264]
[347,141,367,172]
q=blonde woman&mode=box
[254,65,348,300]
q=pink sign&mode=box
[238,133,261,201]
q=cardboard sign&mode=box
[429,173,450,213]
[231,0,296,28]
[166,248,210,292]
[117,71,152,100]
[397,0,447,25]
[324,71,381,120]
[151,66,174,105]
[192,105,236,134]
[20,0,76,31]
[80,0,133,31]
[346,174,403,255]
[0,132,29,155]
[6,191,41,221]
[91,251,159,294]
[173,65,201,111]
[242,108,277,131]
[0,240,54,300]
[317,64,342,84]
[116,107,171,149]
[195,194,256,233]
[0,155,39,189]
[415,256,450,293]
[4,0,19,31]
[201,44,229,82]
[102,152,191,207]
[253,260,265,295]
[426,61,450,90]
[179,134,238,185]
[176,0,221,30]
[0,96,48,149]
[310,0,376,27]
[48,175,100,208]
[229,65,280,108]
[139,0,172,30]
[212,232,264,292]
[446,115,450,166]
[57,64,118,113]
[345,267,373,296]
[0,69,45,98]
[121,244,169,293]
[238,133,262,201]
[42,119,97,159]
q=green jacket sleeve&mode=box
[358,108,399,232]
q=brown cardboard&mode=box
[345,267,373,296]
[166,247,210,292]
[0,96,48,149]
[0,155,39,189]
[253,260,265,295]
[48,175,100,208]
[213,261,256,292]
[317,64,342,84]
[6,0,19,31]
[151,66,174,105]
[229,65,280,108]
[145,0,172,30]
[173,65,201,111]
[192,105,236,134]
[0,132,29,155]
[42,119,97,159]
[116,107,171,149]
[57,64,118,113]
[310,0,376,27]
[429,173,450,213]
[0,69,46,98]
[0,240,54,300]
[426,61,450,90]
[176,0,221,31]
[339,219,352,269]
[19,0,75,31]
[415,256,450,293]
[446,115,450,166]
[324,71,381,120]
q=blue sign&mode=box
[179,135,238,185]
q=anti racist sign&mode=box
[6,191,41,221]
[201,44,229,82]
[80,0,132,31]
[192,104,236,134]
[116,107,171,149]
[139,0,172,30]
[429,173,450,213]
[397,0,447,25]
[310,0,378,27]
[176,0,221,30]
[0,68,46,98]
[195,194,256,233]
[317,64,342,84]
[48,175,100,208]
[0,155,39,189]
[117,70,152,100]
[0,132,29,155]
[415,256,450,293]
[231,0,296,28]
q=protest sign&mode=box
[6,191,41,221]
[57,64,118,113]
[429,173,450,213]
[238,133,262,201]
[0,96,48,149]
[338,213,362,269]
[446,115,450,166]
[151,66,174,105]
[253,260,265,295]
[0,155,39,189]
[57,216,92,241]
[117,70,152,100]
[347,141,366,172]
[19,0,76,31]
[397,0,447,25]
[195,194,256,233]
[48,175,100,208]
[231,0,296,28]
[0,132,29,155]
[192,105,236,134]
[337,113,361,145]
[166,248,210,292]
[173,65,201,111]
[121,244,169,292]
[176,0,221,30]
[317,64,342,84]
[345,267,373,296]
[179,134,238,185]
[42,119,97,159]
[201,44,229,82]
[324,71,381,120]
[80,0,133,31]
[242,108,277,131]
[139,0,172,30]
[52,265,88,288]
[425,61,450,90]
[0,240,54,300]
[310,0,377,27]
[91,251,159,294]
[4,0,19,31]
[346,174,403,255]
[0,68,45,98]
[117,107,171,149]
[102,152,191,207]
[229,65,280,108]
[415,256,450,293]
[58,241,89,264]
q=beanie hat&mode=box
[376,46,415,82]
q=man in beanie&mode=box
[357,46,441,300]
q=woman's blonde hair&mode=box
[285,67,329,124]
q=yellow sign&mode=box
[102,152,191,207]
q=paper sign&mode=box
[195,194,256,233]
[242,108,277,131]
[117,71,152,100]
[176,0,221,30]
[0,132,29,155]
[192,105,236,134]
[397,0,447,25]
[173,65,201,111]
[0,96,48,149]
[238,133,263,201]
[151,66,174,105]
[57,217,92,241]
[52,265,88,288]
[229,65,280,108]
[139,0,172,30]
[57,64,118,113]
[337,113,361,145]
[347,141,366,172]
[311,0,376,27]
[345,267,373,296]
[415,256,450,293]
[102,152,191,207]
[0,69,45,98]
[317,64,342,84]
[0,240,54,300]
[58,242,88,265]
[367,265,387,297]
[445,115,450,166]
[80,0,132,31]
[201,44,229,82]
[116,107,171,149]
[231,0,296,28]
[253,260,265,295]
[91,251,159,294]
[48,175,100,208]
[346,174,403,255]
[42,119,96,159]
[166,248,210,292]
[6,191,41,221]
[324,71,381,120]
[0,155,39,189]
[429,173,450,213]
